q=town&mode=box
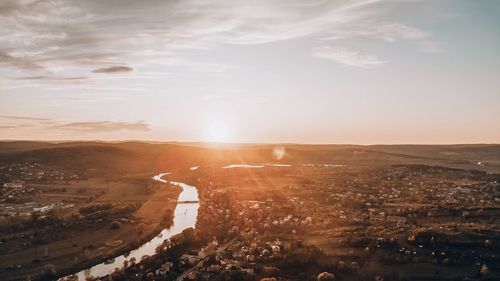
[60,163,500,281]
[1,142,499,281]
[1,0,499,280]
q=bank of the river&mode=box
[53,216,174,280]
[0,176,180,281]
[61,173,199,281]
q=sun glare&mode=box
[205,122,231,143]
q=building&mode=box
[3,180,25,189]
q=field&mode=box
[0,176,180,281]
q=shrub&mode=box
[79,203,113,214]
[40,264,56,280]
[110,221,122,230]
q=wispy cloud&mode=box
[0,115,52,121]
[322,22,429,42]
[54,121,150,132]
[92,66,133,74]
[0,52,43,70]
[16,75,87,81]
[0,0,437,80]
[312,46,386,68]
[0,116,151,133]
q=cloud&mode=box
[0,116,151,133]
[92,66,133,74]
[0,125,29,129]
[0,115,52,121]
[0,52,43,70]
[16,75,87,81]
[313,46,385,68]
[323,22,429,42]
[0,0,436,78]
[54,121,150,132]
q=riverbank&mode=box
[65,174,199,280]
[55,214,175,281]
[62,173,200,281]
[0,180,181,281]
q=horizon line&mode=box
[0,139,499,146]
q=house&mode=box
[33,203,56,213]
[207,264,221,273]
[155,261,173,276]
[242,268,254,274]
[198,249,207,259]
[181,254,198,265]
[245,254,255,263]
[271,245,280,254]
[3,180,25,189]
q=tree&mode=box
[110,221,122,230]
[40,264,56,280]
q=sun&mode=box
[205,122,231,143]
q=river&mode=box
[65,173,199,280]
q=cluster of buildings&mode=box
[0,162,79,183]
[174,236,285,280]
[0,180,35,205]
[164,186,318,280]
[286,166,500,230]
[186,165,499,279]
[75,164,499,281]
[0,162,83,217]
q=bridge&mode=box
[178,200,199,204]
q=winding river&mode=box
[67,173,199,280]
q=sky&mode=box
[0,0,499,144]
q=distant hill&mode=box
[1,141,499,175]
[0,141,57,154]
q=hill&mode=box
[1,141,499,175]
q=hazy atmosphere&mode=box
[1,2,500,281]
[1,0,499,143]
